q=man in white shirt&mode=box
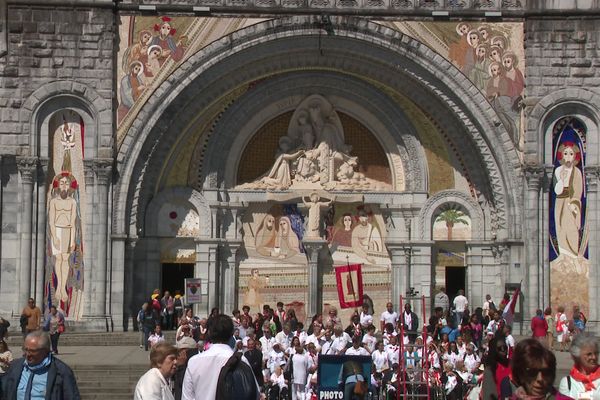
[331,325,351,355]
[182,314,259,400]
[275,323,293,351]
[346,336,370,356]
[482,294,496,318]
[320,329,334,355]
[359,303,374,330]
[260,326,276,361]
[380,302,399,332]
[453,289,468,326]
[305,327,324,352]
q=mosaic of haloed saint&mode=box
[385,21,525,148]
[549,117,589,318]
[326,204,389,266]
[45,112,86,320]
[240,204,308,314]
[324,204,390,324]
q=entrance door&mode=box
[161,263,194,296]
[445,266,466,303]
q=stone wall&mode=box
[526,18,600,104]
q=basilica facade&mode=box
[0,0,599,332]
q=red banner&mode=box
[335,264,364,309]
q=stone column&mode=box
[525,167,543,316]
[386,241,408,308]
[303,239,327,319]
[195,238,221,317]
[17,157,37,306]
[83,160,96,317]
[91,159,112,317]
[584,168,599,333]
[221,240,242,314]
[110,234,127,331]
[125,236,138,331]
[34,158,48,308]
[410,241,433,319]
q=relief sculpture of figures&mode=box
[302,192,334,239]
[237,94,391,191]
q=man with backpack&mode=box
[182,314,260,400]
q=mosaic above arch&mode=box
[117,17,524,152]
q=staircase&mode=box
[73,364,148,400]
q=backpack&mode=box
[555,315,563,332]
[216,352,258,400]
[488,301,497,311]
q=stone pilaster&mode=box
[303,238,327,318]
[409,241,433,318]
[525,166,544,316]
[584,167,599,333]
[91,159,112,317]
[386,241,408,309]
[83,160,96,317]
[221,239,242,314]
[110,233,127,331]
[195,238,221,317]
[17,156,37,307]
[34,158,48,307]
[124,235,138,331]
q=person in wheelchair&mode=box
[267,365,289,400]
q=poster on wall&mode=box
[549,117,588,318]
[185,278,202,304]
[317,355,372,399]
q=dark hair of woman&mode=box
[485,336,510,375]
[511,338,556,390]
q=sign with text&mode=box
[185,278,202,304]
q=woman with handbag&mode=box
[43,306,65,355]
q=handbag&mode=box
[57,324,65,334]
[353,367,368,397]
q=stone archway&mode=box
[111,16,524,324]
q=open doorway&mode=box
[161,263,194,296]
[445,266,466,303]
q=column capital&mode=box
[524,165,545,192]
[17,156,38,183]
[585,166,600,193]
[92,158,113,185]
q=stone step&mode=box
[5,330,177,347]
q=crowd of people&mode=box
[131,287,599,400]
[0,289,597,400]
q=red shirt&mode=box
[531,316,548,338]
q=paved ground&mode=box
[53,345,151,366]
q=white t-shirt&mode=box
[360,312,374,328]
[453,295,468,312]
[346,346,370,356]
[380,310,399,327]
[183,343,257,400]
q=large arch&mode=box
[114,16,522,243]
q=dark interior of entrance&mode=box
[161,263,194,296]
[445,266,466,302]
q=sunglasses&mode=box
[524,367,553,379]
